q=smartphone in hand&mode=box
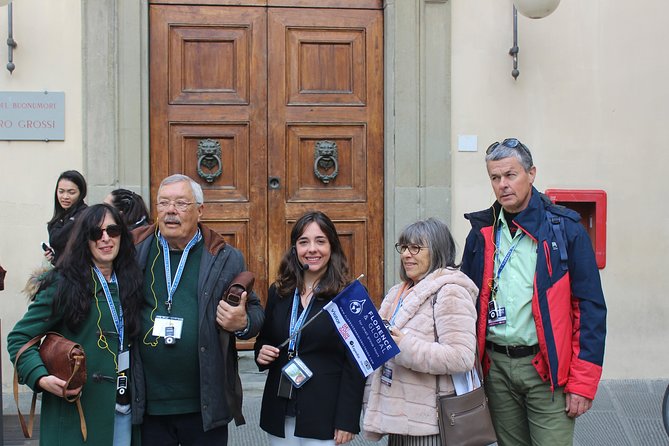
[41,242,54,254]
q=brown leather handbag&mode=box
[13,332,88,440]
[222,271,255,306]
[435,356,497,446]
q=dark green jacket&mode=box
[7,273,127,446]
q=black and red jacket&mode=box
[461,188,607,400]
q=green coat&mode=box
[7,273,128,446]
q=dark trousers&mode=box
[141,412,228,446]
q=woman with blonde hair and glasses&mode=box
[363,218,479,446]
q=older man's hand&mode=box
[216,291,249,332]
[565,392,593,418]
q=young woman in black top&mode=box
[45,170,88,264]
[255,211,365,446]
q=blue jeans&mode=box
[113,404,132,446]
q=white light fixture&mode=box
[514,0,561,19]
[509,0,561,79]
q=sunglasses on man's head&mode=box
[89,224,122,241]
[486,138,530,156]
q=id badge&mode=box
[381,365,393,387]
[487,300,507,327]
[153,316,184,339]
[281,357,313,388]
[117,350,130,373]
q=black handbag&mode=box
[432,297,497,446]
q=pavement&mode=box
[3,351,669,445]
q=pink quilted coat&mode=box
[362,268,479,440]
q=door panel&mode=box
[150,5,268,300]
[151,1,383,8]
[268,8,384,302]
[150,4,383,306]
[285,124,367,202]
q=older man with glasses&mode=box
[130,173,264,446]
[461,138,607,446]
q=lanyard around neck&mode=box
[92,266,124,350]
[288,288,316,355]
[494,224,525,291]
[158,229,202,313]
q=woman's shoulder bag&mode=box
[12,332,87,440]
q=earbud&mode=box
[292,246,310,271]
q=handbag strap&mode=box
[76,398,88,441]
[13,335,43,438]
[12,334,88,441]
[430,295,485,397]
[62,350,85,402]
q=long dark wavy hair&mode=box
[47,204,143,337]
[47,170,87,227]
[274,211,350,300]
[108,188,153,229]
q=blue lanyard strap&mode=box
[288,288,315,355]
[158,229,202,313]
[493,226,525,297]
[92,266,124,350]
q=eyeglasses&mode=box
[156,200,194,212]
[89,224,122,241]
[486,138,531,156]
[395,243,428,255]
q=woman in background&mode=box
[45,170,88,264]
[255,211,365,446]
[9,204,144,446]
[363,218,479,446]
[104,188,152,230]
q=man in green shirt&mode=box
[131,174,264,446]
[462,138,607,446]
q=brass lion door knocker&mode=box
[197,139,223,183]
[313,140,339,184]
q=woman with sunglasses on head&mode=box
[45,170,88,264]
[104,188,153,231]
[362,218,479,446]
[255,211,365,446]
[8,204,144,446]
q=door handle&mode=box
[268,176,281,190]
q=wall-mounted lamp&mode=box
[1,0,16,74]
[510,0,560,79]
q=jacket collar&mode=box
[132,222,226,255]
[511,187,546,240]
[465,187,547,240]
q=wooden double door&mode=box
[149,1,384,305]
